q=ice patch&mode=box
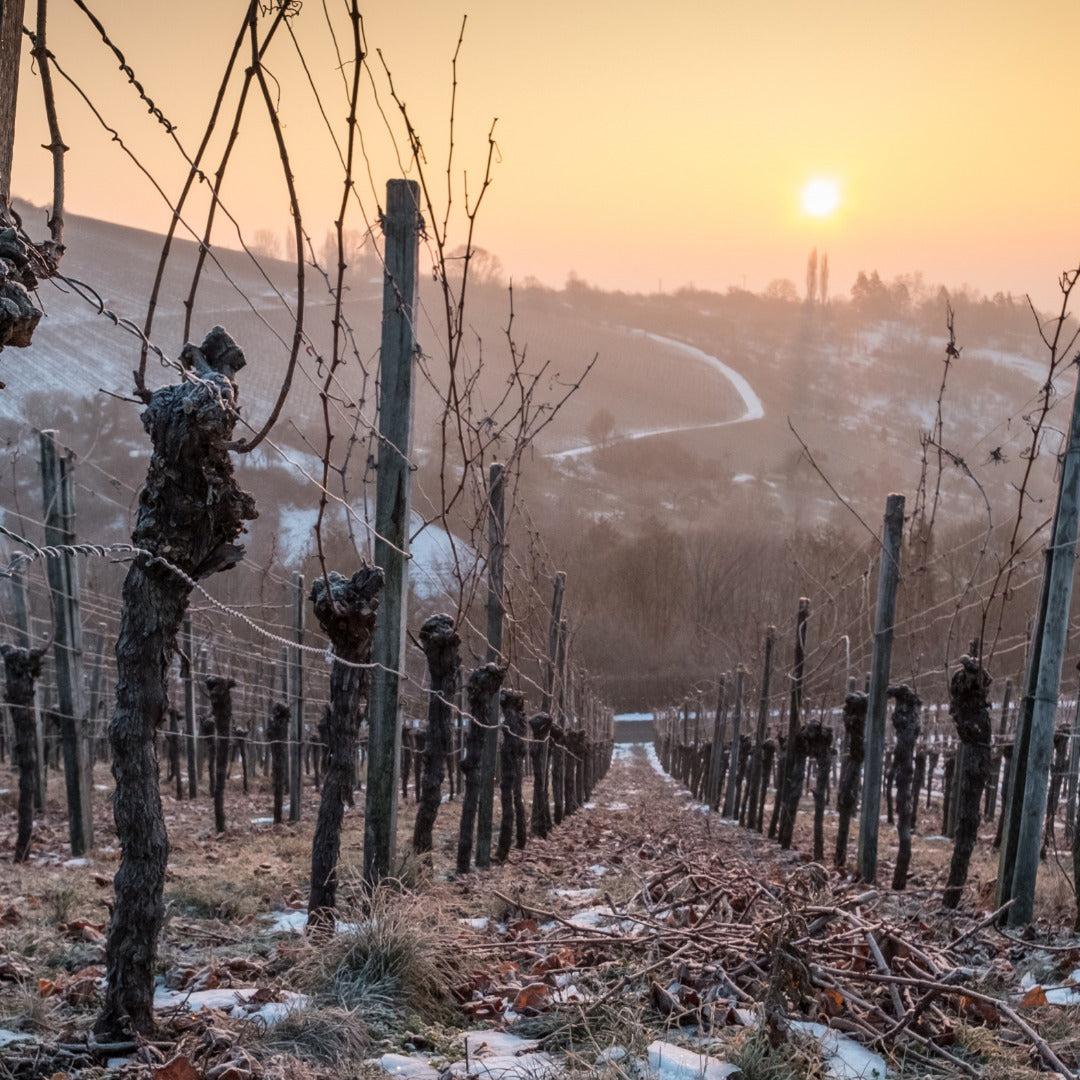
[788,1021,888,1078]
[376,1052,440,1079]
[646,1040,740,1079]
[0,1029,35,1049]
[153,985,310,1025]
[460,917,490,931]
[606,801,629,811]
[550,887,600,903]
[1019,968,1080,1005]
[263,909,361,935]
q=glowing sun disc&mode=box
[802,178,840,217]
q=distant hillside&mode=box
[0,207,1067,707]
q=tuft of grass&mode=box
[290,881,459,1035]
[165,872,268,921]
[257,1004,370,1065]
[0,978,62,1033]
[512,996,651,1066]
[45,884,78,925]
[725,1026,826,1080]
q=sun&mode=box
[801,177,841,218]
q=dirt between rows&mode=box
[1,743,1078,1078]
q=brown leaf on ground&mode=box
[153,1055,201,1080]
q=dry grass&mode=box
[288,879,460,1036]
[3,752,1080,1078]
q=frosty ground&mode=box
[1,742,1078,1079]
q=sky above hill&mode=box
[10,1,1079,308]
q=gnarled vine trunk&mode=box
[1,643,45,862]
[529,712,552,838]
[412,614,460,856]
[206,675,235,835]
[96,327,256,1039]
[834,692,867,869]
[268,702,289,825]
[307,567,382,931]
[805,719,833,863]
[943,655,992,909]
[457,663,505,873]
[497,688,528,861]
[889,685,921,890]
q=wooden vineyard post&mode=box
[706,674,727,811]
[723,667,746,817]
[777,597,810,849]
[364,179,420,886]
[0,0,24,210]
[1000,368,1080,925]
[531,573,565,837]
[857,493,905,884]
[40,431,93,855]
[1065,667,1080,844]
[182,615,197,798]
[288,571,304,823]
[745,627,775,830]
[476,463,506,869]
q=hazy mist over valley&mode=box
[0,204,1067,709]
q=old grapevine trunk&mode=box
[943,655,992,909]
[96,327,256,1038]
[805,719,833,863]
[529,712,553,837]
[1,644,46,862]
[457,663,505,873]
[307,567,382,931]
[412,614,460,855]
[497,688,528,861]
[268,702,289,825]
[834,692,867,868]
[206,675,235,834]
[889,685,921,890]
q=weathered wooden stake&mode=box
[777,597,810,849]
[40,431,93,854]
[723,666,746,817]
[364,179,420,886]
[856,493,905,884]
[182,616,197,798]
[1000,370,1080,925]
[745,627,775,831]
[289,571,304,822]
[476,463,506,868]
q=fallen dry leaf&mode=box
[153,1055,201,1080]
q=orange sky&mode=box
[11,1,1080,307]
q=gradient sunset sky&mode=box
[11,1,1079,306]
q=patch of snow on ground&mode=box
[263,909,360,935]
[643,742,675,781]
[605,801,630,810]
[1020,968,1080,1005]
[376,1052,440,1079]
[0,1029,35,1049]
[787,1021,888,1079]
[550,887,600,902]
[153,985,310,1025]
[647,1040,740,1079]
